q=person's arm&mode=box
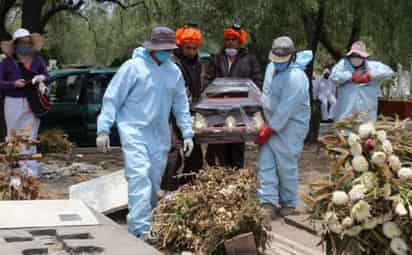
[266,70,309,132]
[331,80,337,96]
[262,62,274,93]
[37,56,50,79]
[204,54,217,87]
[330,59,352,85]
[249,55,263,89]
[97,60,138,135]
[0,60,16,91]
[368,61,394,81]
[172,74,194,140]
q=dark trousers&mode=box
[206,143,245,169]
[161,143,203,191]
[0,99,5,142]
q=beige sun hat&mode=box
[1,28,45,55]
[268,36,296,62]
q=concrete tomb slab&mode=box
[0,200,99,229]
[0,206,162,255]
[69,170,128,214]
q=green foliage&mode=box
[5,0,412,74]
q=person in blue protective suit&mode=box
[255,36,313,227]
[330,41,394,122]
[96,26,194,242]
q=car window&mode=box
[49,75,85,103]
[84,74,114,104]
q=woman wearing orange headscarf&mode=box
[161,25,204,191]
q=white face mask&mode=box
[350,57,364,68]
[225,48,238,57]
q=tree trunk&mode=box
[320,32,343,61]
[304,0,326,144]
[346,0,363,50]
[22,0,46,33]
[0,0,16,40]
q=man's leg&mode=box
[206,144,228,167]
[180,143,203,186]
[0,98,6,142]
[205,144,217,166]
[319,96,328,121]
[257,143,279,206]
[161,147,183,191]
[183,143,203,172]
[276,145,301,213]
[328,95,337,120]
[122,142,153,236]
[149,149,169,209]
[228,143,245,169]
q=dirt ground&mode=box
[39,144,330,200]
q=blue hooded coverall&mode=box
[97,47,193,236]
[330,59,394,122]
[257,51,313,208]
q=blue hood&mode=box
[290,50,313,70]
[132,47,149,59]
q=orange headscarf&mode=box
[224,28,247,45]
[176,27,202,47]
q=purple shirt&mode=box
[0,55,49,98]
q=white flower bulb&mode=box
[345,226,362,237]
[348,133,361,146]
[382,222,401,239]
[350,143,363,156]
[352,156,369,172]
[329,222,343,234]
[342,217,354,228]
[371,151,386,167]
[382,140,393,155]
[398,168,412,180]
[390,238,408,255]
[332,191,349,205]
[362,218,379,230]
[376,130,387,142]
[358,122,376,139]
[395,203,408,216]
[349,184,366,201]
[388,155,401,172]
[351,200,371,222]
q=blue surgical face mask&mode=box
[16,46,33,56]
[225,48,238,57]
[154,50,172,63]
[273,61,289,72]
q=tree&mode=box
[1,0,146,37]
[0,0,16,40]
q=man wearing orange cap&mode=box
[205,24,263,169]
[161,25,204,191]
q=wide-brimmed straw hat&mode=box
[268,36,296,62]
[143,26,178,51]
[346,41,369,58]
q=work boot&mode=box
[262,203,277,230]
[140,233,157,245]
[279,207,296,217]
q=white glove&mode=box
[183,139,194,157]
[32,74,46,84]
[38,82,48,95]
[96,133,110,153]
